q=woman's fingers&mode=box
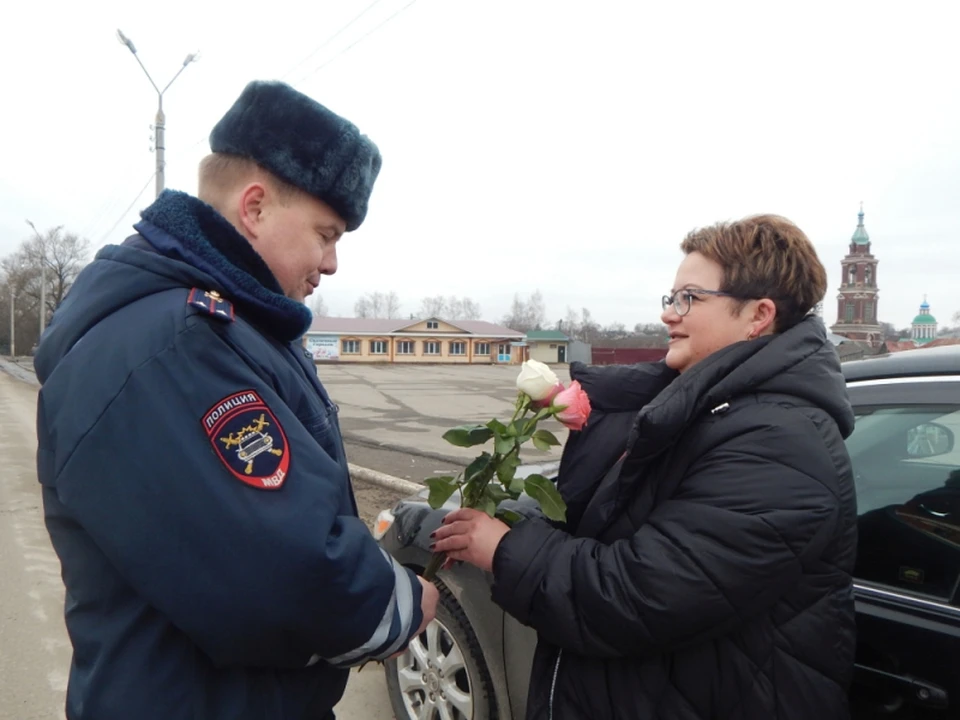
[431,520,471,542]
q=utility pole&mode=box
[116,30,198,197]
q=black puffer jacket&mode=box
[493,317,858,720]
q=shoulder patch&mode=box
[203,390,289,490]
[188,288,235,322]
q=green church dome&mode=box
[913,298,936,325]
[851,206,870,245]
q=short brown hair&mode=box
[680,214,827,332]
[197,152,302,207]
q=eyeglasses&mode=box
[661,288,742,317]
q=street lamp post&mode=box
[116,30,198,198]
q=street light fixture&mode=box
[116,29,199,198]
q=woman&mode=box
[432,214,858,719]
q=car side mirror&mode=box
[904,422,955,459]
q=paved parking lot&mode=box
[318,362,571,472]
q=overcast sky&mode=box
[2,0,958,329]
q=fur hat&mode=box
[209,80,381,231]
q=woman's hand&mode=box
[431,508,511,572]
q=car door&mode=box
[846,376,960,718]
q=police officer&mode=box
[34,80,438,719]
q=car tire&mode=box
[385,579,497,720]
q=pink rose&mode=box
[551,380,591,431]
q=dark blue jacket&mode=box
[34,190,422,720]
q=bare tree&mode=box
[311,294,328,318]
[384,291,402,319]
[354,296,373,318]
[447,296,464,320]
[418,295,482,321]
[459,297,482,320]
[1,225,91,354]
[501,294,531,332]
[501,290,548,332]
[528,290,546,330]
[354,291,402,319]
[419,295,447,318]
[562,306,581,339]
[580,307,599,345]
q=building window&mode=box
[449,341,466,355]
[864,303,874,322]
[424,341,441,355]
[845,303,855,323]
[498,344,509,356]
[549,344,558,349]
[370,340,388,355]
[396,341,414,354]
[342,340,360,354]
[475,342,490,356]
[427,321,439,329]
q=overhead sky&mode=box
[2,0,957,328]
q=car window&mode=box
[847,404,960,602]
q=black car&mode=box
[375,344,960,719]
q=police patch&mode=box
[203,390,290,490]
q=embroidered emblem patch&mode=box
[203,390,289,490]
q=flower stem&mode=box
[423,550,446,581]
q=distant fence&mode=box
[590,347,668,365]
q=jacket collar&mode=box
[134,189,313,343]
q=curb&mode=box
[348,463,423,496]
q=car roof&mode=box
[842,344,960,383]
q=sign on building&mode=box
[306,335,340,361]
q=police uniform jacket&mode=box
[33,190,422,719]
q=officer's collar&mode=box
[135,189,313,343]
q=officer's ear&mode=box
[236,182,269,240]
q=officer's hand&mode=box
[415,576,439,636]
[387,576,438,660]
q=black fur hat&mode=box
[209,80,381,231]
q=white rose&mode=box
[516,359,561,401]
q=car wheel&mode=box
[385,580,496,720]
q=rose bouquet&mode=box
[421,359,591,580]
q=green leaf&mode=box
[497,453,521,485]
[484,483,514,504]
[442,425,494,448]
[495,435,516,456]
[531,428,561,451]
[524,474,568,523]
[464,452,493,483]
[533,429,561,446]
[479,494,497,517]
[425,476,459,509]
[495,508,524,526]
[508,475,526,495]
[486,418,508,435]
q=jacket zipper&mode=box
[548,649,562,720]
